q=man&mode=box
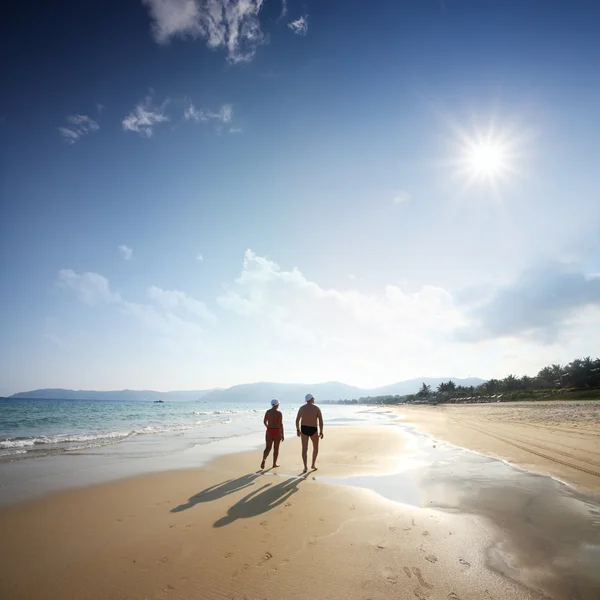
[261,399,284,470]
[296,394,324,473]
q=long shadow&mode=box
[171,471,270,513]
[213,473,309,528]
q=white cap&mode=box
[305,394,314,402]
[270,398,280,407]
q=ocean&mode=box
[0,398,392,506]
[0,398,270,461]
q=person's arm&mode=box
[264,411,269,428]
[317,407,324,438]
[296,407,302,436]
[280,411,284,441]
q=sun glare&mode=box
[466,141,506,177]
[448,123,523,194]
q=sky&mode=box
[1,0,599,395]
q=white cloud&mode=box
[393,190,410,204]
[277,0,288,21]
[119,245,133,261]
[142,0,267,64]
[196,253,204,261]
[122,96,169,137]
[58,270,121,305]
[229,127,243,134]
[218,250,465,350]
[148,286,216,322]
[58,114,100,145]
[58,270,211,345]
[288,14,308,36]
[185,102,233,124]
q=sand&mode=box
[398,401,600,492]
[0,425,539,600]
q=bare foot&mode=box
[311,466,318,471]
[302,467,308,474]
[273,463,280,468]
[260,460,266,470]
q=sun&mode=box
[465,140,507,178]
[449,125,522,193]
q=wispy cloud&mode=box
[122,96,169,137]
[58,269,213,346]
[142,0,267,64]
[96,103,105,114]
[59,270,120,305]
[148,286,216,322]
[184,102,233,124]
[118,245,133,261]
[277,0,288,21]
[228,127,243,134]
[288,14,308,36]
[196,253,204,261]
[393,190,410,204]
[58,114,100,145]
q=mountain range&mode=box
[7,377,486,402]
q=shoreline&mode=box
[395,400,600,493]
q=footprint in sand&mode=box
[425,555,438,563]
[260,521,268,526]
[412,568,433,590]
[285,502,292,507]
[422,531,430,537]
[375,545,385,551]
[158,556,169,564]
[413,588,431,600]
[459,558,470,568]
[262,552,273,562]
[447,593,460,600]
[403,567,412,579]
[225,552,233,559]
[389,526,397,531]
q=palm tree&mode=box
[418,383,431,398]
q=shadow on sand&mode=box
[213,473,310,528]
[170,471,270,513]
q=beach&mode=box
[1,405,599,600]
[398,400,600,492]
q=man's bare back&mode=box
[297,402,321,428]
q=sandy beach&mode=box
[1,415,599,600]
[397,401,600,492]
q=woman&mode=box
[261,398,284,470]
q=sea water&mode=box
[0,398,391,506]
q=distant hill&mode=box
[367,377,486,397]
[9,377,485,403]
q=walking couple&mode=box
[261,394,324,474]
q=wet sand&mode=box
[1,422,599,600]
[397,401,600,492]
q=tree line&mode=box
[325,356,600,405]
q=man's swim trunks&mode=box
[301,425,318,437]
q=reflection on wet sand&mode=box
[327,427,600,600]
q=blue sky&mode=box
[1,0,599,395]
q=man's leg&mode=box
[261,436,273,469]
[310,434,320,470]
[301,434,309,473]
[272,438,281,468]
